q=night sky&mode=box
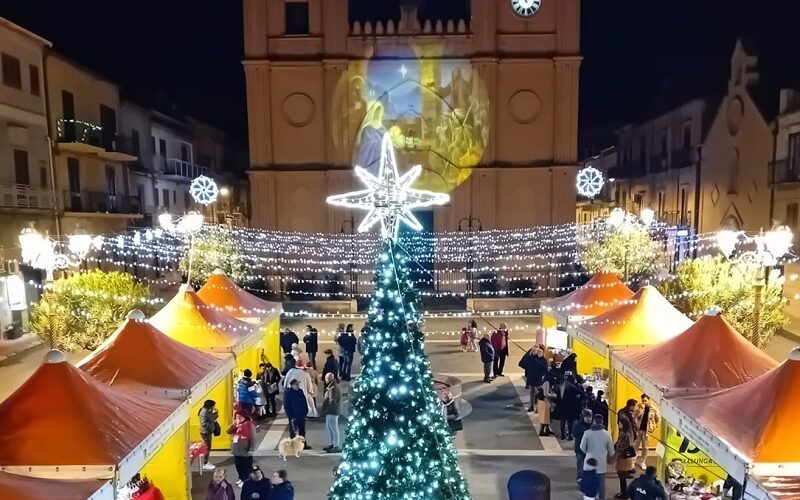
[2,0,798,155]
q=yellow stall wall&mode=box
[139,423,189,500]
[189,376,234,450]
[659,423,726,485]
[571,338,608,377]
[235,343,261,375]
[261,317,281,368]
[542,313,557,330]
[610,369,662,445]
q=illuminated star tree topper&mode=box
[326,133,449,240]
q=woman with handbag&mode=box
[613,425,637,499]
[198,400,219,471]
[259,362,281,417]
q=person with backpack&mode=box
[237,369,257,415]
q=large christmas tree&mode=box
[328,241,471,499]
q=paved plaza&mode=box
[189,316,610,499]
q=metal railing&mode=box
[161,159,208,179]
[659,210,693,227]
[0,184,55,210]
[62,190,141,214]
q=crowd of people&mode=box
[199,322,367,498]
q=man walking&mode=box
[634,394,660,469]
[580,414,615,499]
[303,325,319,369]
[573,409,594,481]
[490,323,510,377]
[478,333,495,383]
[284,379,310,449]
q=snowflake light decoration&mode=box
[189,175,219,205]
[576,166,604,199]
[326,132,449,240]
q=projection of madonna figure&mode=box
[347,76,367,149]
[355,101,389,176]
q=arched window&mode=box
[727,148,740,194]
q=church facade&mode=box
[243,0,581,232]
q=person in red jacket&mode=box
[227,411,257,488]
[490,323,510,377]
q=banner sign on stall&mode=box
[663,424,726,486]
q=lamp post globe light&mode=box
[160,211,205,284]
[67,225,93,260]
[639,207,655,226]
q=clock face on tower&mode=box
[511,0,542,17]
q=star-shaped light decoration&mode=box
[327,132,449,241]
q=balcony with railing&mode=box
[56,118,137,162]
[771,159,800,185]
[159,158,208,179]
[62,190,141,215]
[660,210,693,227]
[0,184,55,211]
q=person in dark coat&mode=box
[627,466,667,500]
[241,465,272,500]
[206,468,235,500]
[478,333,495,383]
[303,325,319,369]
[490,323,509,377]
[593,390,610,427]
[553,374,583,441]
[280,329,299,356]
[284,379,309,442]
[520,347,549,412]
[573,408,594,481]
[270,470,295,500]
[258,362,281,416]
[322,348,340,383]
[281,353,296,375]
[337,325,358,381]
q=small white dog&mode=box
[278,435,306,461]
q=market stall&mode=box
[0,351,187,500]
[661,348,800,496]
[150,284,260,373]
[611,312,777,494]
[541,272,633,373]
[571,285,692,436]
[79,311,235,484]
[0,470,112,500]
[197,269,283,367]
[662,348,800,499]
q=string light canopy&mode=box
[326,132,449,240]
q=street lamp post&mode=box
[160,211,204,285]
[341,215,356,299]
[716,226,793,346]
[458,214,482,297]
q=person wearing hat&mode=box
[573,409,594,481]
[241,464,271,499]
[322,348,340,383]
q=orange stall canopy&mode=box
[197,269,282,320]
[79,311,224,393]
[0,471,110,500]
[573,285,692,355]
[614,312,777,402]
[663,348,800,480]
[542,272,634,325]
[150,285,254,350]
[0,351,178,469]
